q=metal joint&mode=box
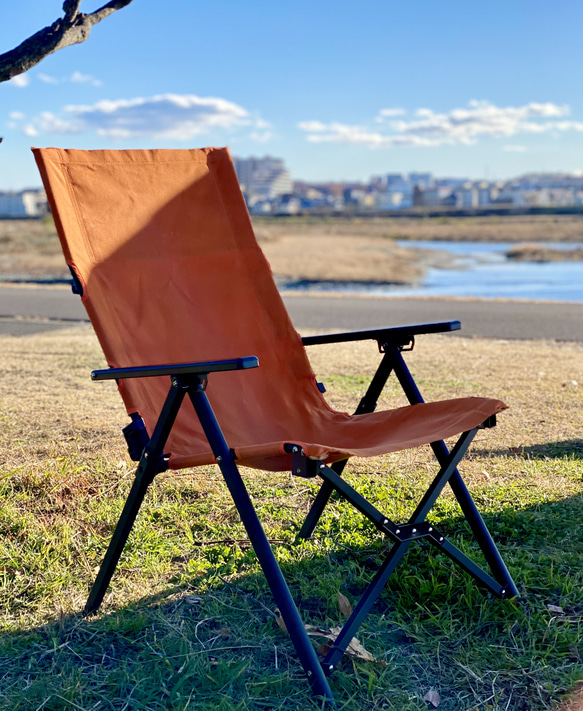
[478,414,497,429]
[377,336,415,353]
[172,374,208,391]
[290,447,320,478]
[392,520,442,542]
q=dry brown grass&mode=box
[3,214,583,285]
[257,232,425,283]
[1,325,582,478]
[0,218,68,278]
[0,327,123,473]
[254,214,583,243]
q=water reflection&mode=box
[280,241,583,303]
[395,241,583,302]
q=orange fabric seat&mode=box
[33,146,505,471]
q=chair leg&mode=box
[85,463,157,615]
[388,343,519,597]
[187,385,335,704]
[447,466,519,596]
[85,381,187,616]
[318,429,480,671]
[322,538,412,673]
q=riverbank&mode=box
[2,214,583,285]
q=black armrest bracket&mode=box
[301,321,461,350]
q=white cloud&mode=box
[297,120,329,133]
[299,121,441,147]
[37,71,102,86]
[70,71,102,86]
[9,74,29,88]
[38,73,59,84]
[20,94,266,141]
[250,131,273,143]
[298,100,581,149]
[503,145,527,152]
[9,111,25,120]
[376,108,406,121]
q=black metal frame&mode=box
[83,321,517,706]
[299,322,518,675]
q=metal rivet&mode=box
[320,463,325,469]
[292,447,298,453]
[412,528,417,533]
[143,452,149,459]
[439,537,444,542]
[395,529,400,535]
[383,519,389,525]
[501,589,506,595]
[428,527,433,532]
[307,670,313,677]
[216,456,222,463]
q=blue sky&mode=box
[1,0,582,189]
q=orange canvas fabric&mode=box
[33,147,506,471]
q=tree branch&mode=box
[0,0,135,83]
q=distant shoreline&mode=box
[1,214,583,288]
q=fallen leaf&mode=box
[338,592,353,617]
[336,630,377,663]
[274,609,288,633]
[276,613,381,664]
[547,604,565,615]
[423,689,441,707]
[306,625,379,663]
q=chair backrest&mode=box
[33,147,329,469]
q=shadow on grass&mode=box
[1,494,583,711]
[474,438,583,460]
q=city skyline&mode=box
[1,0,582,190]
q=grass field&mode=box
[1,326,583,710]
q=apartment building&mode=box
[0,189,48,217]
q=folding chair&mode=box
[33,146,517,705]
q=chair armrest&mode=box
[91,356,259,381]
[301,321,461,348]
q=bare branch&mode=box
[62,0,82,23]
[0,0,135,83]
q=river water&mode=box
[283,241,583,303]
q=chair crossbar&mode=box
[304,428,481,669]
[297,337,519,664]
[387,342,518,596]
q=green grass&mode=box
[1,330,583,710]
[1,450,583,710]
